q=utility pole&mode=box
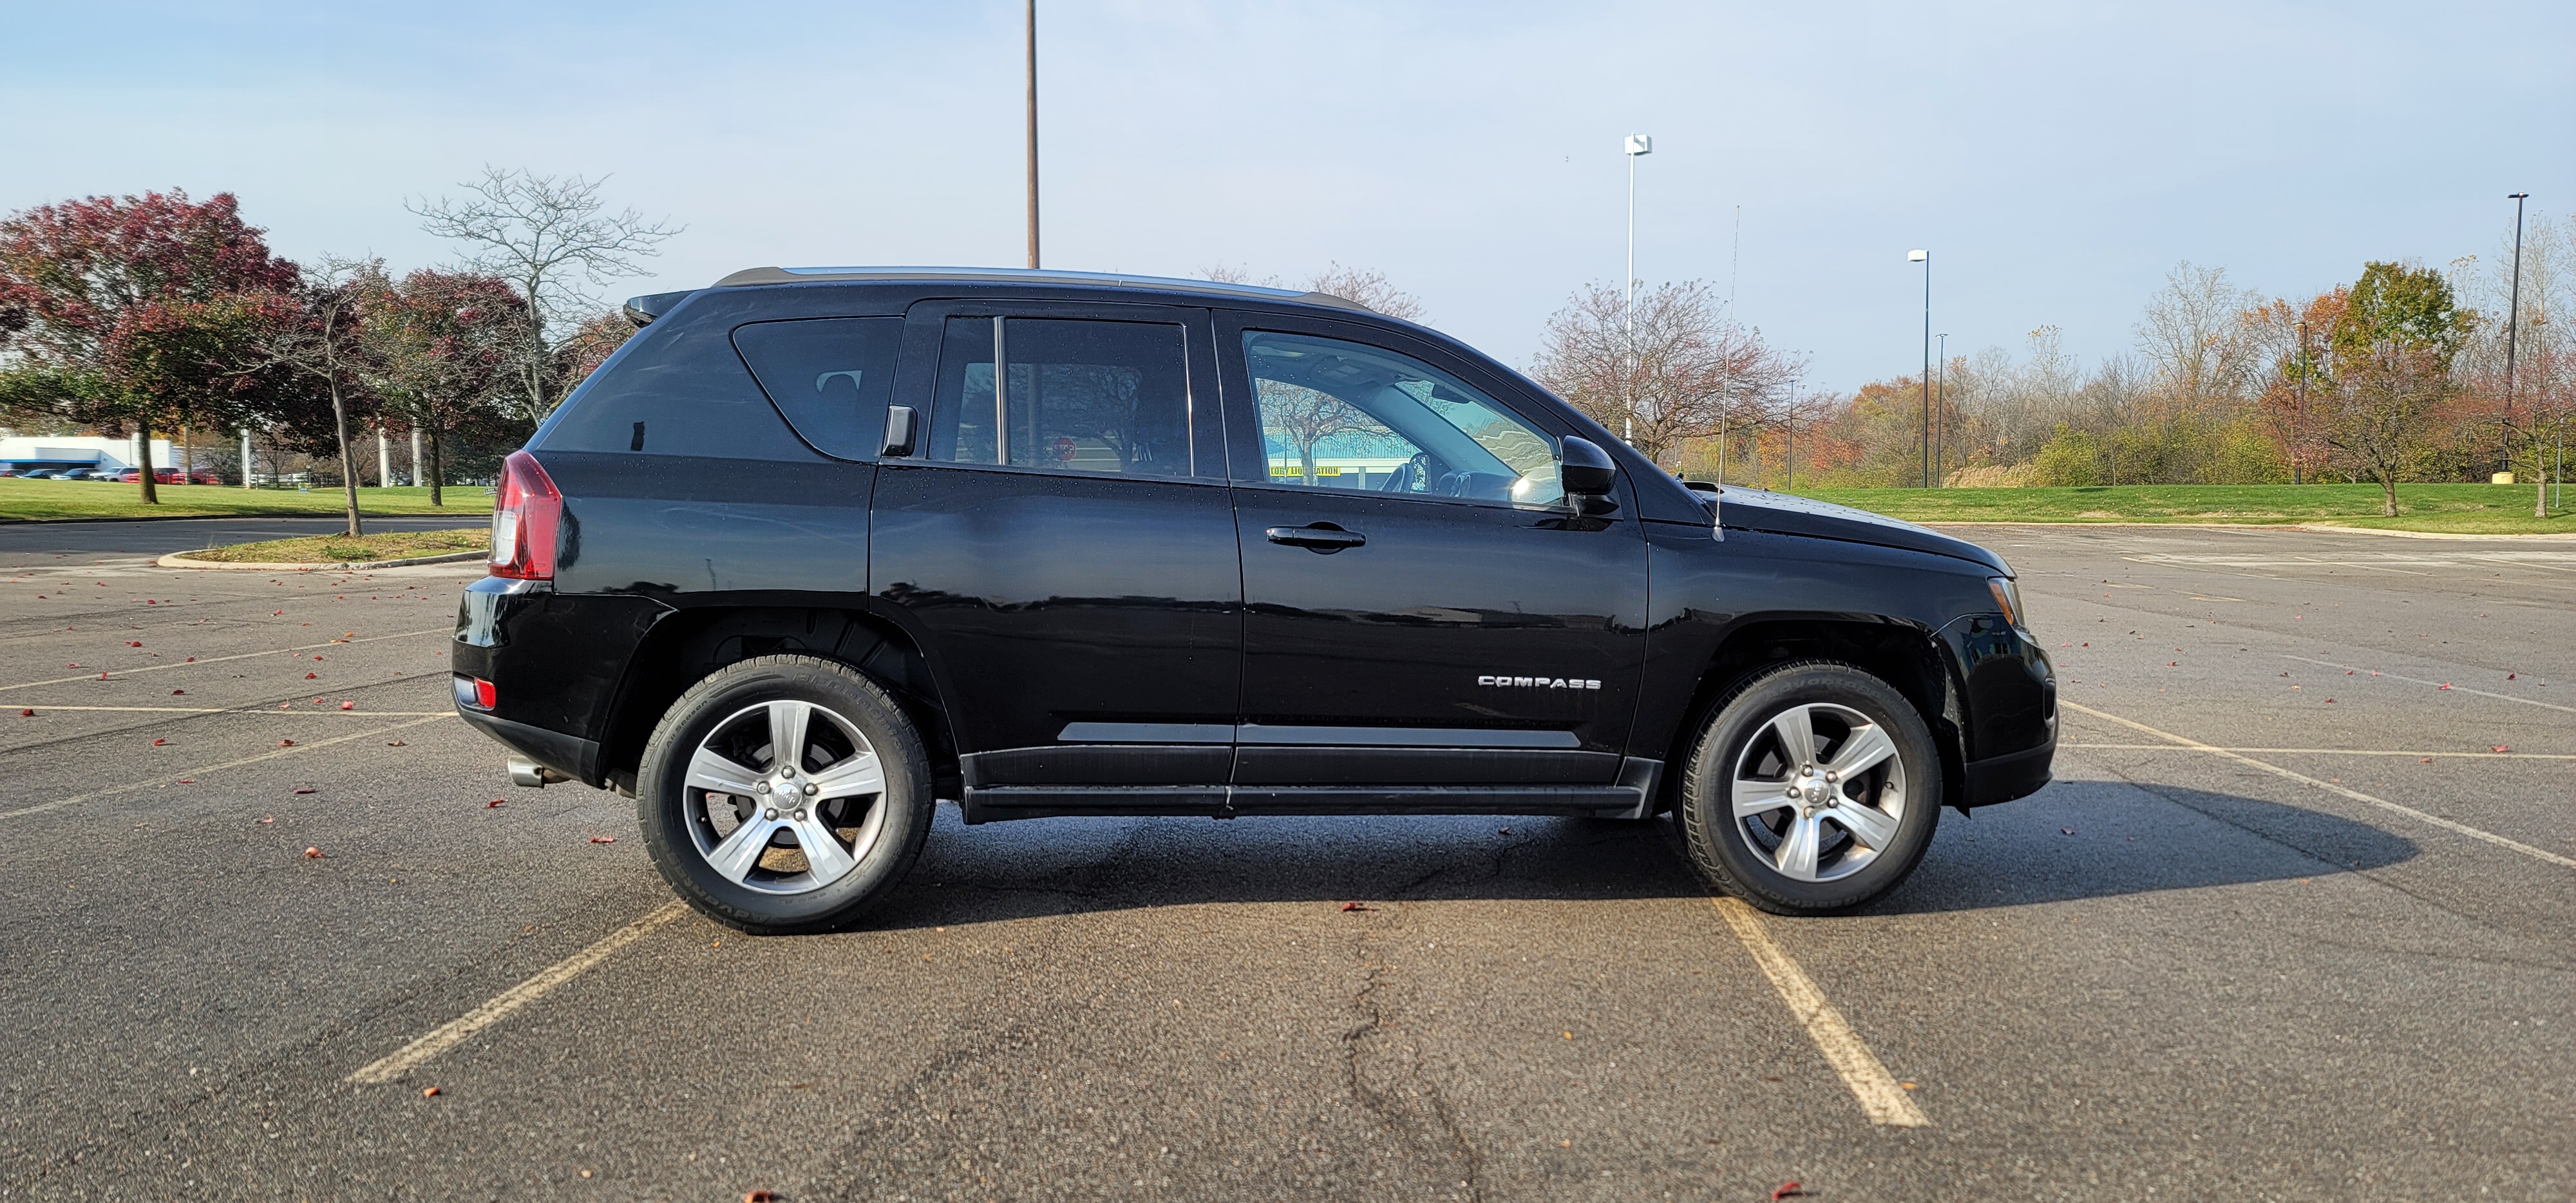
[2505,193,2532,515]
[1908,249,1929,487]
[1935,332,1947,487]
[2293,319,2308,486]
[1025,0,1041,270]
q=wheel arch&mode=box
[596,605,957,798]
[1656,616,1967,815]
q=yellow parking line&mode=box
[2061,701,2576,869]
[348,902,689,1085]
[1712,896,1930,1128]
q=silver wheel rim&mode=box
[1728,701,1908,884]
[683,699,888,896]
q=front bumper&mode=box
[1962,735,2054,807]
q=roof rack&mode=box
[706,265,1373,313]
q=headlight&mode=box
[1987,577,2025,629]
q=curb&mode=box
[0,511,489,526]
[1918,520,2576,541]
[156,549,489,572]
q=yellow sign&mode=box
[1271,464,1342,477]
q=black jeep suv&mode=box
[454,267,2055,932]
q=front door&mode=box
[871,301,1240,817]
[1217,312,1650,799]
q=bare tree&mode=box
[1530,280,1802,468]
[242,256,377,536]
[412,168,679,422]
[2137,261,2262,407]
[1201,261,1426,321]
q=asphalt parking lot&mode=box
[1,523,2569,1201]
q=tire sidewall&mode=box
[1684,662,1941,913]
[636,658,931,933]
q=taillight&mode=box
[489,450,562,580]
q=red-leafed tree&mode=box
[360,268,528,506]
[0,190,299,502]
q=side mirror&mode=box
[881,404,917,458]
[1559,435,1616,497]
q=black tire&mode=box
[636,655,933,934]
[1677,660,1940,915]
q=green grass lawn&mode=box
[0,479,492,521]
[1794,482,2576,535]
[175,527,488,564]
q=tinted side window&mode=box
[928,317,1192,477]
[537,312,817,461]
[732,317,904,460]
[1242,330,1560,506]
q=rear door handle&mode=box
[1265,524,1367,552]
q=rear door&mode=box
[1217,311,1651,800]
[869,300,1241,819]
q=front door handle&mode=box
[1265,524,1367,553]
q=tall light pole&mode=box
[2505,193,2531,513]
[1908,249,1929,487]
[1024,0,1041,269]
[1624,134,1652,445]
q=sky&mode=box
[4,1,2570,393]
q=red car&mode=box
[109,469,214,484]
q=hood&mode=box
[1714,488,2010,575]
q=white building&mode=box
[0,435,175,471]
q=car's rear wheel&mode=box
[1678,660,1940,914]
[636,655,933,934]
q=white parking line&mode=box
[1712,896,1930,1128]
[2277,655,2572,715]
[347,902,689,1085]
[2060,701,2576,869]
[0,715,448,821]
[0,627,449,694]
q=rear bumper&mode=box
[1962,735,2054,808]
[457,704,600,787]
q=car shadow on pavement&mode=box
[850,777,2415,930]
[1880,777,2418,915]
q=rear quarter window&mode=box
[731,317,905,460]
[536,310,817,461]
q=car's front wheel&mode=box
[636,656,933,934]
[1677,660,1941,914]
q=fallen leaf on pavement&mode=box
[421,1086,440,1097]
[340,701,354,710]
[2494,745,2511,753]
[2061,827,2078,835]
[486,799,504,808]
[305,672,317,679]
[386,739,406,746]
[1769,1182,1804,1200]
[171,688,184,695]
[278,739,295,746]
[2438,683,2453,690]
[303,847,323,858]
[2421,757,2433,763]
[152,738,166,746]
[292,788,316,795]
[1340,901,1372,912]
[589,835,616,844]
[2508,673,2517,680]
[126,641,140,647]
[18,709,30,717]
[744,1192,779,1203]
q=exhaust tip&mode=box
[507,756,553,788]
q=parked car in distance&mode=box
[453,266,2058,934]
[13,469,53,479]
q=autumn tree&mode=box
[359,268,527,506]
[412,168,677,424]
[0,190,299,501]
[1530,280,1801,469]
[240,257,380,535]
[2304,262,2474,515]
